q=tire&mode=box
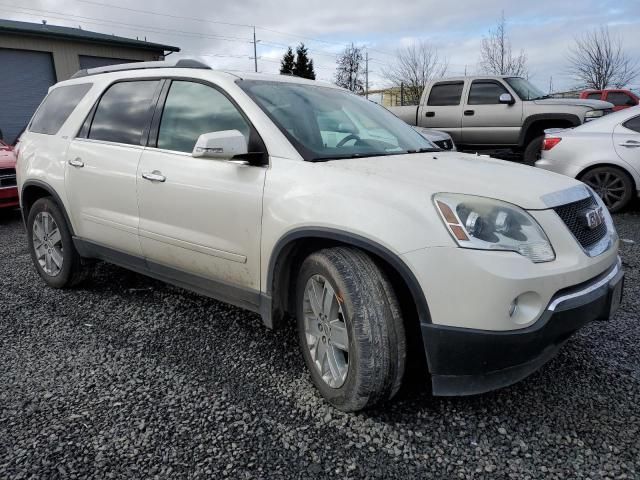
[523,135,544,166]
[296,247,406,412]
[26,197,90,288]
[579,166,634,213]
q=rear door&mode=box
[136,79,266,292]
[613,114,640,177]
[65,79,162,256]
[461,79,523,146]
[418,81,465,142]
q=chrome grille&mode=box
[0,168,16,188]
[553,196,607,249]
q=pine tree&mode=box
[293,43,316,80]
[280,47,295,75]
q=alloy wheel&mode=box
[32,212,63,276]
[302,274,349,388]
[583,171,627,210]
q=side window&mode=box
[427,82,464,106]
[586,92,602,100]
[89,80,160,145]
[468,81,509,105]
[157,81,250,153]
[29,83,92,135]
[623,115,640,133]
[607,92,636,107]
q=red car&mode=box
[580,89,639,111]
[0,140,19,210]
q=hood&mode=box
[533,98,613,110]
[0,149,16,169]
[325,151,581,210]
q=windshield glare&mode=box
[505,77,546,101]
[237,80,436,161]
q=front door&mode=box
[65,79,162,256]
[461,79,523,146]
[137,80,266,292]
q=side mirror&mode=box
[192,130,248,160]
[499,93,515,105]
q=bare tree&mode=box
[479,13,528,77]
[382,41,448,105]
[568,26,638,89]
[335,44,365,93]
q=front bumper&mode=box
[424,258,624,396]
[0,186,19,209]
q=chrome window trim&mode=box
[547,257,622,311]
[72,138,145,150]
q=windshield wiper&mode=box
[531,94,551,100]
[310,152,394,162]
[406,147,440,153]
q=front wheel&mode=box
[296,247,406,412]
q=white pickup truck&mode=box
[388,76,613,164]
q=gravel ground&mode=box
[0,208,639,479]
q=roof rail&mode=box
[70,58,211,79]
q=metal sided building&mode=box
[0,19,180,143]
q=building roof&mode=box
[0,19,180,53]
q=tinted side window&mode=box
[468,81,508,105]
[157,81,250,153]
[89,80,160,145]
[586,92,601,100]
[607,92,636,106]
[623,115,640,133]
[427,82,464,106]
[29,83,92,135]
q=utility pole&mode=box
[549,76,553,94]
[252,26,258,73]
[365,50,369,99]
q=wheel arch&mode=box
[265,228,432,333]
[21,180,75,236]
[519,113,581,147]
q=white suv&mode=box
[16,59,624,412]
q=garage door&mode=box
[79,55,138,70]
[0,48,56,144]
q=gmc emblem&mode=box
[583,207,605,230]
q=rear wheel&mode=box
[523,135,544,166]
[296,247,406,412]
[579,166,634,213]
[27,197,90,288]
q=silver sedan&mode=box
[536,106,640,212]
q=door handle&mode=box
[68,158,84,168]
[619,140,640,148]
[141,170,166,182]
[425,111,435,117]
[464,110,475,116]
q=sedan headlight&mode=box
[584,110,604,122]
[434,193,555,263]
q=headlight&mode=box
[584,110,604,122]
[434,193,555,263]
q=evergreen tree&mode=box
[279,47,295,75]
[293,43,316,80]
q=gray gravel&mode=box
[1,207,639,479]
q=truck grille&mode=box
[553,195,608,249]
[0,168,17,188]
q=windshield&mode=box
[237,80,437,161]
[505,77,547,101]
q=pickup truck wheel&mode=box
[296,247,406,412]
[579,166,634,213]
[523,135,544,166]
[27,197,90,288]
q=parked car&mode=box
[412,126,456,150]
[388,76,613,165]
[0,139,19,210]
[580,89,639,112]
[17,59,623,412]
[536,106,640,213]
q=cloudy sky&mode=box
[5,0,640,92]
